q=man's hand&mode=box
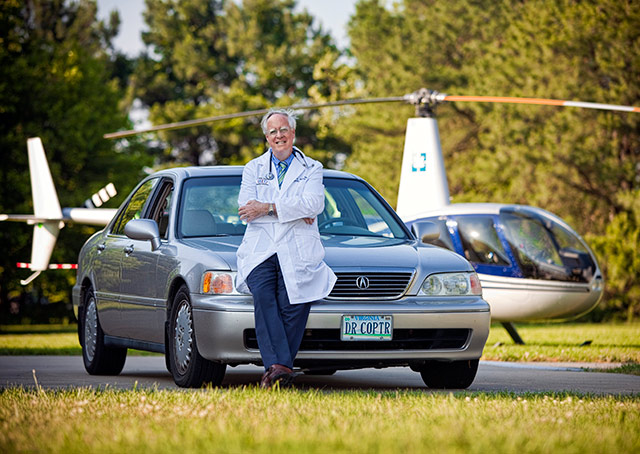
[302,217,314,225]
[239,200,268,222]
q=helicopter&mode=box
[4,88,638,342]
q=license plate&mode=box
[341,315,393,341]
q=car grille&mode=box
[327,272,414,300]
[244,328,470,351]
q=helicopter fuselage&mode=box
[405,203,604,322]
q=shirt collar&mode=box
[270,149,295,167]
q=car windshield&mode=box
[321,178,408,239]
[178,175,409,239]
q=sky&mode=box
[96,0,358,56]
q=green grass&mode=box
[1,322,638,366]
[483,322,640,364]
[0,324,77,334]
[0,324,159,356]
[0,387,638,454]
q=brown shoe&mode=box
[261,364,294,389]
[260,369,272,388]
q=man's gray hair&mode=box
[261,108,297,135]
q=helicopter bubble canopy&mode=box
[409,204,600,285]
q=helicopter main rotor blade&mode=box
[443,95,640,113]
[104,89,639,139]
[103,96,405,139]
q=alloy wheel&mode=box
[84,296,98,362]
[173,300,193,375]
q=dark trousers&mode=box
[246,254,311,370]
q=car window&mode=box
[179,176,246,237]
[457,216,510,265]
[111,178,159,235]
[320,178,408,238]
[150,182,173,240]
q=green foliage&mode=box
[344,0,640,318]
[131,0,351,168]
[0,0,151,320]
[3,0,638,322]
[587,190,640,321]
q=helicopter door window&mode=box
[501,211,594,282]
[414,218,455,250]
[457,216,510,266]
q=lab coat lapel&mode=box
[258,151,278,192]
[279,154,304,193]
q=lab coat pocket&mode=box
[293,229,324,264]
[237,229,261,259]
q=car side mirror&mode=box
[124,219,161,251]
[411,221,440,244]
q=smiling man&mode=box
[236,108,336,388]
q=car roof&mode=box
[149,165,361,181]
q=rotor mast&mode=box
[403,88,448,118]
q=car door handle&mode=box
[97,243,106,252]
[124,245,134,255]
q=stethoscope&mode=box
[265,147,310,180]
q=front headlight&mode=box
[420,272,482,296]
[201,271,246,295]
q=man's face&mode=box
[265,114,295,157]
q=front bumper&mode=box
[192,294,491,367]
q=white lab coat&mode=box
[236,149,337,304]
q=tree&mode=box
[344,0,639,319]
[131,0,351,168]
[0,0,150,322]
[334,0,508,204]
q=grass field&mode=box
[1,323,638,453]
[1,322,638,365]
[0,387,638,454]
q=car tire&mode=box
[80,286,127,375]
[168,285,226,388]
[418,359,479,389]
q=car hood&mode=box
[323,235,472,274]
[181,234,472,275]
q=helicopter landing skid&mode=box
[501,322,525,345]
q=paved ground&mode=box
[1,356,639,395]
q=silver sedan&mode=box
[72,166,490,388]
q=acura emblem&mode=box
[355,276,370,289]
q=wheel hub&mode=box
[173,301,193,374]
[84,297,98,362]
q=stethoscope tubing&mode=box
[266,148,309,180]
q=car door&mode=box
[119,179,174,343]
[91,177,159,337]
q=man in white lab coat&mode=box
[237,108,336,388]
